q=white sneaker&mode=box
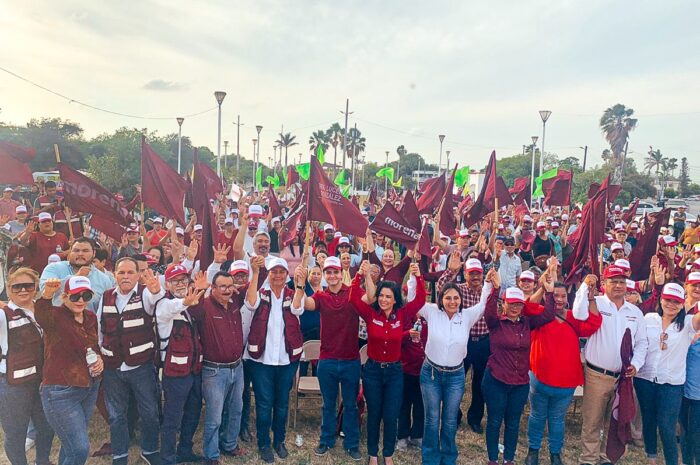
[396,439,408,451]
[25,438,35,452]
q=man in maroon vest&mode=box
[244,256,304,464]
[97,257,164,465]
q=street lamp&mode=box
[438,135,445,174]
[252,138,258,191]
[214,91,227,177]
[538,110,552,181]
[385,150,390,192]
[530,135,539,203]
[445,150,451,173]
[176,117,184,174]
[255,125,263,191]
[223,140,229,170]
[579,145,588,171]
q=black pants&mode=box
[398,373,424,440]
[458,335,490,427]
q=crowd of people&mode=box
[1,178,700,465]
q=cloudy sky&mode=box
[1,0,699,178]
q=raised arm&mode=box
[572,275,598,321]
[400,264,426,322]
[292,266,316,311]
[35,278,62,331]
[245,255,265,309]
[349,268,375,321]
[232,206,249,260]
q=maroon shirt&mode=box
[311,285,359,361]
[369,254,412,283]
[400,316,428,376]
[484,289,555,385]
[188,294,245,364]
[26,231,69,273]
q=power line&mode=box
[0,65,217,120]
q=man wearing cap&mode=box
[567,213,583,236]
[0,187,20,219]
[608,242,626,265]
[233,211,274,287]
[118,223,143,259]
[573,267,649,465]
[446,229,474,261]
[437,253,489,433]
[245,256,304,463]
[495,237,521,289]
[6,205,29,235]
[614,226,632,256]
[292,254,362,460]
[17,212,69,274]
[335,236,361,267]
[673,206,687,242]
[33,181,61,215]
[627,223,640,247]
[146,218,168,248]
[96,257,165,465]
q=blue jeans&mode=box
[526,372,575,454]
[201,363,244,459]
[681,397,700,465]
[634,378,684,465]
[103,364,161,460]
[40,381,100,465]
[420,362,465,465]
[317,359,361,450]
[362,359,403,457]
[482,368,529,462]
[0,376,54,465]
[249,361,298,450]
[161,374,202,465]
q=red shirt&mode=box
[216,229,238,261]
[188,293,245,363]
[146,229,168,247]
[26,231,69,273]
[400,316,428,376]
[349,274,426,363]
[527,301,602,388]
[311,285,359,360]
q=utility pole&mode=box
[580,145,588,171]
[340,99,353,169]
[385,151,390,193]
[223,141,229,169]
[351,123,358,192]
[233,115,244,181]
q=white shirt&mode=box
[152,295,189,362]
[498,251,522,289]
[573,283,649,372]
[417,283,492,367]
[636,314,699,385]
[243,284,304,365]
[0,302,41,374]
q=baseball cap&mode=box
[615,259,631,270]
[37,212,52,222]
[47,254,61,264]
[15,205,27,214]
[546,216,554,222]
[630,222,639,230]
[324,224,334,231]
[464,258,483,273]
[576,213,582,218]
[520,270,535,282]
[504,287,526,304]
[459,229,470,238]
[165,264,189,281]
[693,258,700,270]
[229,260,250,276]
[231,208,240,215]
[248,205,264,218]
[661,283,685,303]
[536,221,546,230]
[551,221,560,229]
[266,257,289,272]
[193,224,203,232]
[224,218,234,225]
[604,234,614,242]
[152,217,163,224]
[64,276,92,294]
[523,215,533,223]
[614,205,621,212]
[323,256,342,271]
[561,214,569,221]
[144,253,158,265]
[658,235,678,247]
[626,279,638,292]
[3,187,13,192]
[127,223,139,233]
[614,223,625,232]
[334,231,342,238]
[610,242,624,252]
[337,237,351,246]
[687,272,700,284]
[175,227,184,236]
[603,265,627,279]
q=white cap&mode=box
[266,257,289,272]
[614,205,621,212]
[15,205,27,214]
[551,221,560,228]
[459,228,470,237]
[175,227,184,235]
[37,212,52,222]
[248,205,264,218]
[523,215,533,222]
[229,260,250,276]
[361,210,369,216]
[520,270,535,282]
[504,287,526,304]
[687,271,700,284]
[614,258,631,270]
[322,256,342,270]
[464,258,483,273]
[611,242,624,252]
[231,208,240,215]
[193,224,203,232]
[324,224,334,231]
[337,236,351,245]
[561,214,569,221]
[64,275,92,294]
[576,213,582,218]
[153,217,163,223]
[536,221,546,229]
[630,222,639,229]
[3,187,13,192]
[661,283,685,303]
[333,231,342,238]
[614,223,625,231]
[47,254,61,264]
[692,258,700,269]
[224,218,234,225]
[546,216,554,221]
[659,235,677,246]
[626,279,637,292]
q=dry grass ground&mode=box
[0,372,650,465]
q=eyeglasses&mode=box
[170,278,190,286]
[69,291,94,303]
[10,283,35,292]
[216,285,235,291]
[660,331,668,351]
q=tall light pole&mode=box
[340,99,352,169]
[223,141,229,170]
[255,125,263,191]
[445,150,451,173]
[252,139,258,191]
[538,110,552,180]
[273,145,278,168]
[233,115,243,181]
[438,134,445,174]
[176,117,184,174]
[530,135,539,203]
[579,145,588,171]
[214,91,227,177]
[385,150,390,192]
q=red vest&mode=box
[99,286,156,370]
[155,297,202,377]
[247,287,303,363]
[1,306,43,385]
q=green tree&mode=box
[308,130,329,155]
[494,152,557,188]
[679,157,690,197]
[325,123,344,169]
[644,148,665,175]
[275,132,298,167]
[599,104,638,184]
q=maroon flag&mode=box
[510,176,530,196]
[306,156,368,237]
[599,173,622,206]
[458,195,473,215]
[606,329,635,463]
[628,208,670,281]
[438,168,456,236]
[198,200,218,272]
[367,182,378,205]
[88,214,127,242]
[191,149,224,219]
[267,185,282,218]
[350,195,359,208]
[513,199,530,222]
[58,163,134,230]
[416,175,446,214]
[370,202,429,255]
[587,182,601,199]
[513,177,531,209]
[280,195,306,247]
[543,170,572,206]
[286,166,299,187]
[621,199,640,224]
[400,190,421,229]
[0,141,35,184]
[563,187,608,284]
[141,138,188,225]
[463,151,513,228]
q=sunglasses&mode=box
[11,282,35,292]
[69,291,94,302]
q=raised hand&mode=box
[143,269,161,294]
[192,271,209,291]
[0,214,9,227]
[447,251,462,272]
[294,266,308,287]
[543,271,555,292]
[486,268,501,288]
[212,243,230,263]
[183,287,206,307]
[359,260,370,276]
[584,274,597,289]
[76,266,92,277]
[42,278,62,299]
[409,262,420,276]
[120,234,129,248]
[251,255,265,272]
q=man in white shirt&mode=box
[572,266,649,465]
[496,237,521,289]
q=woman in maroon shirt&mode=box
[37,276,103,465]
[350,261,425,465]
[481,280,555,465]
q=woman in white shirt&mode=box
[417,268,499,465]
[635,283,700,465]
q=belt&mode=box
[586,362,620,378]
[203,359,241,369]
[368,359,401,369]
[426,358,464,373]
[469,334,489,342]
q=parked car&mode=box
[634,201,661,223]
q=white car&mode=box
[634,201,661,222]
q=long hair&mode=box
[437,282,462,312]
[371,280,403,314]
[657,301,686,331]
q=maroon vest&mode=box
[100,286,156,370]
[1,306,43,385]
[247,286,303,363]
[155,297,202,377]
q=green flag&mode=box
[391,176,403,188]
[334,169,350,186]
[266,174,280,188]
[454,166,471,187]
[255,166,263,190]
[316,145,325,166]
[295,163,310,181]
[376,166,394,180]
[533,168,558,197]
[341,184,352,198]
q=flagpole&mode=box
[53,144,75,242]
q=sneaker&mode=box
[525,448,539,465]
[274,443,289,459]
[239,430,253,442]
[259,446,275,463]
[345,448,362,461]
[220,445,246,457]
[25,438,35,452]
[396,439,408,451]
[314,444,330,456]
[140,451,162,465]
[176,451,204,462]
[550,453,564,465]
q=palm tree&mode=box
[599,104,638,183]
[308,130,328,156]
[666,157,678,178]
[396,145,406,179]
[644,148,664,175]
[347,127,366,185]
[326,123,344,169]
[275,132,298,167]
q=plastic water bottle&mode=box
[294,434,303,447]
[498,443,505,455]
[411,320,422,343]
[86,348,98,376]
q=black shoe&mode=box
[525,448,539,465]
[550,453,564,465]
[346,448,362,461]
[176,451,204,463]
[260,446,275,463]
[140,452,162,465]
[468,422,484,434]
[220,445,246,457]
[274,443,288,459]
[239,430,253,442]
[315,444,330,456]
